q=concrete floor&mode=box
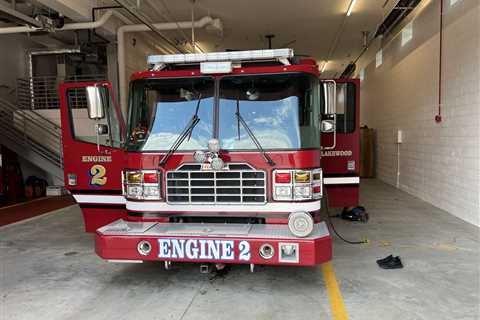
[1,179,479,320]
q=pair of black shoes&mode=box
[376,255,403,269]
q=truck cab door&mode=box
[59,81,127,232]
[321,79,360,207]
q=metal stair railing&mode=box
[3,74,107,172]
[0,97,63,169]
[17,74,106,110]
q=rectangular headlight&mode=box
[275,186,292,200]
[124,170,162,200]
[273,169,322,201]
[143,186,160,199]
[127,185,143,199]
[294,185,311,199]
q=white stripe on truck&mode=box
[72,194,321,213]
[126,200,321,213]
[323,177,360,185]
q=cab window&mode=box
[66,87,122,147]
[335,83,356,133]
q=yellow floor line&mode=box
[321,262,349,320]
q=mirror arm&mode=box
[95,123,101,153]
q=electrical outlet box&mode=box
[397,130,403,144]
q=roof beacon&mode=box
[147,48,294,73]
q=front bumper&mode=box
[96,220,332,266]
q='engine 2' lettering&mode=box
[158,239,251,261]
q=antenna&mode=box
[265,34,275,49]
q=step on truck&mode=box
[59,49,360,269]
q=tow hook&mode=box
[200,264,211,274]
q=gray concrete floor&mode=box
[1,179,479,320]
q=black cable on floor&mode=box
[323,195,368,245]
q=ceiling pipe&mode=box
[0,9,222,113]
[117,16,222,112]
[114,0,185,53]
[0,9,130,34]
[0,0,43,28]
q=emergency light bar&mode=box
[147,48,294,66]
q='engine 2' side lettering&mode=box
[158,239,250,261]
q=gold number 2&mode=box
[90,164,107,186]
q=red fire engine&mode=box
[58,49,360,269]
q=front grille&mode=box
[166,163,266,204]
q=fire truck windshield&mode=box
[219,73,320,150]
[126,77,215,151]
[126,72,320,151]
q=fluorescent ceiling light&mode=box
[347,0,357,16]
[321,61,328,73]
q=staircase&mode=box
[0,75,106,186]
[0,97,64,182]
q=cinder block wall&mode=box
[357,0,479,226]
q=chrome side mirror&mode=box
[86,85,106,119]
[322,80,336,115]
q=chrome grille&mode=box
[166,163,266,204]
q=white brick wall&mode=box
[358,0,480,226]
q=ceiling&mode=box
[115,0,399,77]
[0,0,400,77]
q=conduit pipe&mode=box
[0,10,130,34]
[435,0,443,123]
[117,16,221,112]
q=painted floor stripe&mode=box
[322,262,349,320]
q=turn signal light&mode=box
[127,171,142,184]
[294,171,310,183]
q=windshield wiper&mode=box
[159,95,202,167]
[235,98,275,166]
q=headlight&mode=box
[288,211,314,237]
[293,185,311,199]
[123,170,162,200]
[127,185,143,199]
[143,185,160,199]
[275,186,292,200]
[273,169,322,201]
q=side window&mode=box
[336,83,356,133]
[66,87,122,147]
